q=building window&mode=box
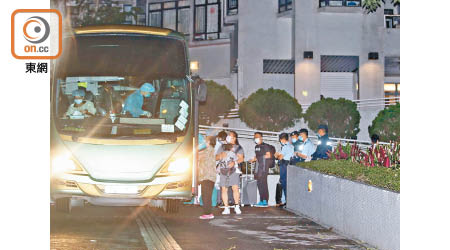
[279,0,292,13]
[136,13,146,25]
[123,4,133,24]
[319,0,361,7]
[227,0,238,15]
[385,56,400,76]
[194,0,221,40]
[384,83,400,105]
[148,0,190,34]
[123,4,132,13]
[384,9,400,28]
[89,3,97,11]
[263,59,295,74]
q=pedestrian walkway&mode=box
[51,203,370,250]
[156,205,368,250]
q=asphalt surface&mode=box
[51,203,369,250]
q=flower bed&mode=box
[287,164,400,250]
[297,160,400,192]
[328,142,400,169]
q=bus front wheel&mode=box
[55,198,72,213]
[163,199,180,213]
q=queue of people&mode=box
[197,125,333,219]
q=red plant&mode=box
[326,141,400,169]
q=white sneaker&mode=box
[234,205,241,214]
[222,207,230,215]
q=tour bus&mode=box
[50,25,205,213]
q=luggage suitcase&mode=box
[241,162,258,206]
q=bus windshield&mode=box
[53,34,190,140]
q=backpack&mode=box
[265,143,276,169]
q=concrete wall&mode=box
[189,41,232,80]
[287,165,400,250]
[292,0,400,140]
[261,74,295,94]
[185,0,399,140]
[238,0,293,100]
[294,0,386,105]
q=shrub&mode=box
[298,160,400,192]
[199,80,236,125]
[239,88,302,131]
[304,98,361,138]
[368,103,400,142]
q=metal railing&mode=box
[199,125,389,150]
[301,96,400,110]
[354,97,400,109]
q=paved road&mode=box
[51,203,369,250]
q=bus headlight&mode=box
[51,155,83,176]
[167,158,190,173]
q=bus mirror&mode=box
[196,79,207,102]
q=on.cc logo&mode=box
[23,16,50,44]
[11,9,62,60]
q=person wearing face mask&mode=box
[290,131,303,164]
[274,133,294,206]
[295,129,315,162]
[76,81,95,103]
[312,124,332,160]
[123,82,155,118]
[216,131,244,215]
[65,89,96,118]
[250,132,273,207]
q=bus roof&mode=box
[73,25,185,39]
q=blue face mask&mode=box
[144,93,151,98]
[292,138,297,143]
[74,99,83,105]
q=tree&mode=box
[199,80,236,126]
[368,103,400,142]
[304,98,361,139]
[363,0,400,13]
[239,88,302,131]
[70,0,142,27]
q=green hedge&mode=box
[297,160,400,192]
[369,103,400,142]
[239,88,302,131]
[303,98,361,138]
[199,80,236,125]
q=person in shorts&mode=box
[215,131,244,215]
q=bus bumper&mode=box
[51,173,192,205]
